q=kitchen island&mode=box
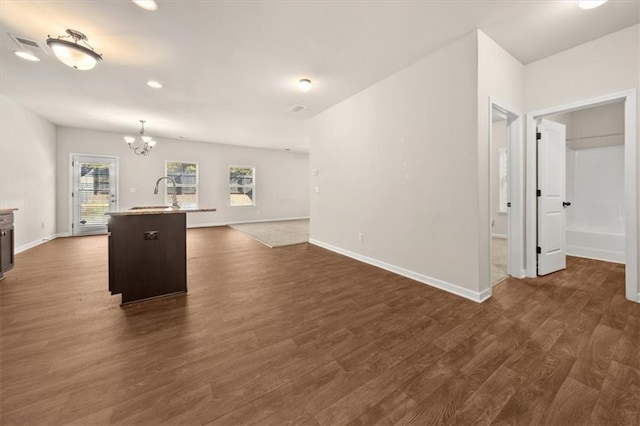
[106,206,216,304]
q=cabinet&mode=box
[0,212,15,279]
[107,212,187,304]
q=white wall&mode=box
[525,23,639,298]
[0,96,57,251]
[567,146,625,234]
[310,32,483,300]
[56,127,309,234]
[563,103,625,234]
[525,25,639,112]
[491,119,508,237]
[551,102,625,150]
[566,146,625,263]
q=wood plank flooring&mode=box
[1,226,639,425]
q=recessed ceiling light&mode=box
[298,79,312,92]
[147,80,163,89]
[578,0,608,9]
[132,0,158,11]
[14,50,40,62]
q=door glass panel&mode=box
[72,155,118,235]
[78,163,111,226]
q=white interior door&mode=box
[537,119,567,275]
[72,155,118,235]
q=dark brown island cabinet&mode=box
[0,209,17,280]
[106,207,215,304]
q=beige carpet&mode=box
[229,219,309,248]
[492,237,508,285]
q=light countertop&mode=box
[106,206,216,216]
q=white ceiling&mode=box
[1,0,638,152]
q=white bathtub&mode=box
[566,228,625,264]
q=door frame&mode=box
[489,98,525,283]
[69,153,120,236]
[525,89,638,303]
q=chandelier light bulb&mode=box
[124,120,156,155]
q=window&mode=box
[498,148,508,213]
[165,161,198,207]
[229,166,255,206]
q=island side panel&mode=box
[108,213,187,303]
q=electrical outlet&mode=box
[358,232,363,242]
[314,186,320,193]
[144,231,159,240]
[41,222,44,229]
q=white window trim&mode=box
[164,160,199,207]
[229,165,256,207]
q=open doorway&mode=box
[491,111,509,284]
[489,100,524,287]
[526,90,638,303]
[544,102,625,268]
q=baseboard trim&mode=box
[309,239,491,303]
[15,233,63,254]
[512,269,526,279]
[567,246,625,264]
[188,216,310,229]
[491,233,507,239]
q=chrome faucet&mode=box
[154,176,179,208]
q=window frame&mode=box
[229,165,256,207]
[164,160,199,207]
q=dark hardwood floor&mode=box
[1,226,639,425]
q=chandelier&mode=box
[124,120,156,156]
[46,29,103,70]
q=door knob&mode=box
[562,201,572,207]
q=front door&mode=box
[72,155,118,235]
[537,119,567,275]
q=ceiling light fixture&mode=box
[578,0,608,9]
[132,0,158,11]
[147,80,163,89]
[125,120,156,156]
[298,79,312,92]
[46,29,102,70]
[14,51,40,62]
